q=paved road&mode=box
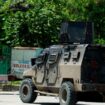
[0,91,105,105]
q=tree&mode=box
[0,0,105,47]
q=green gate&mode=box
[0,45,11,75]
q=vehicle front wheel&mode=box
[59,82,76,105]
[19,78,37,103]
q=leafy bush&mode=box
[95,38,105,45]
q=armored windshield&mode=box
[60,21,94,44]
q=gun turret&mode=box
[59,21,94,44]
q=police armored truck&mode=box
[19,21,105,105]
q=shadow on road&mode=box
[33,102,87,105]
[34,103,60,105]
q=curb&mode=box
[0,91,19,95]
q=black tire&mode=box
[19,78,37,103]
[59,82,76,105]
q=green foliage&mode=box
[1,0,64,47]
[88,0,105,39]
[0,0,105,47]
[95,38,105,45]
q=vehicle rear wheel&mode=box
[19,78,37,103]
[59,82,76,105]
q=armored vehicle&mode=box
[19,21,105,105]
